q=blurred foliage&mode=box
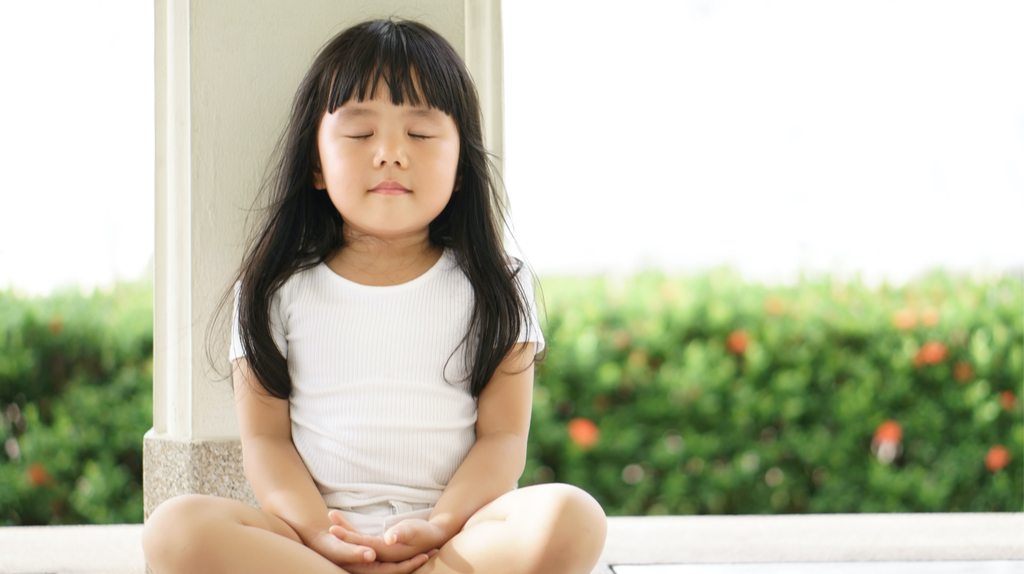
[1,271,1020,524]
[0,283,152,525]
[525,270,1023,515]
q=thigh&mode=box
[146,493,303,545]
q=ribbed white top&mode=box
[230,250,543,508]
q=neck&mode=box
[327,227,442,286]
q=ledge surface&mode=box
[0,513,1020,574]
[601,512,1024,564]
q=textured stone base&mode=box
[143,430,257,520]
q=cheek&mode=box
[441,142,461,181]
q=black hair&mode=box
[233,19,536,400]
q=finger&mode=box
[330,525,384,549]
[383,525,407,546]
[328,510,359,531]
[325,536,376,563]
[328,545,375,564]
[380,553,431,574]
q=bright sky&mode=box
[0,1,1021,294]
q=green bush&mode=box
[0,283,152,525]
[1,271,1020,524]
[524,270,1023,514]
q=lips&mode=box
[370,181,410,195]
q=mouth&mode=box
[370,181,410,195]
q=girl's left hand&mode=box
[328,511,448,563]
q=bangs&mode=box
[323,20,465,118]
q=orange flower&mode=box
[892,308,916,330]
[1000,391,1016,411]
[874,420,903,444]
[872,420,903,465]
[953,361,974,384]
[26,463,52,487]
[726,329,749,355]
[985,445,1011,472]
[567,418,600,449]
[913,341,947,367]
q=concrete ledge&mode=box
[0,513,1020,574]
[143,432,256,519]
[600,512,1024,564]
[0,524,145,574]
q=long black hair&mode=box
[234,19,535,400]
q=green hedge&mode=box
[0,283,152,525]
[523,270,1023,514]
[0,272,1020,524]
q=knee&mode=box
[533,484,607,572]
[143,494,220,571]
[544,483,605,529]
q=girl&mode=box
[142,18,607,574]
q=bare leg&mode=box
[143,494,349,574]
[413,483,607,574]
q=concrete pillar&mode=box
[144,0,503,518]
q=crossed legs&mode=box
[142,483,606,574]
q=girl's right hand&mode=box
[309,529,434,574]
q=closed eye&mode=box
[348,134,372,140]
[409,133,431,140]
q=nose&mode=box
[374,132,407,168]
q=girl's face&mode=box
[314,88,460,243]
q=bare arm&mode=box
[428,342,536,538]
[233,359,376,563]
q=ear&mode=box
[311,155,326,190]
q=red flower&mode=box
[26,463,52,487]
[985,445,1011,472]
[874,420,903,444]
[872,420,903,465]
[913,341,947,367]
[892,308,916,330]
[1000,391,1016,411]
[726,329,749,355]
[567,418,600,449]
[953,361,974,384]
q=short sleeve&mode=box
[513,264,545,355]
[229,281,287,362]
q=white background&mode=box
[504,0,1024,283]
[0,1,154,295]
[1,1,1022,294]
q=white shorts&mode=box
[333,500,434,538]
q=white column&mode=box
[465,0,505,188]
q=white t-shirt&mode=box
[230,249,544,508]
